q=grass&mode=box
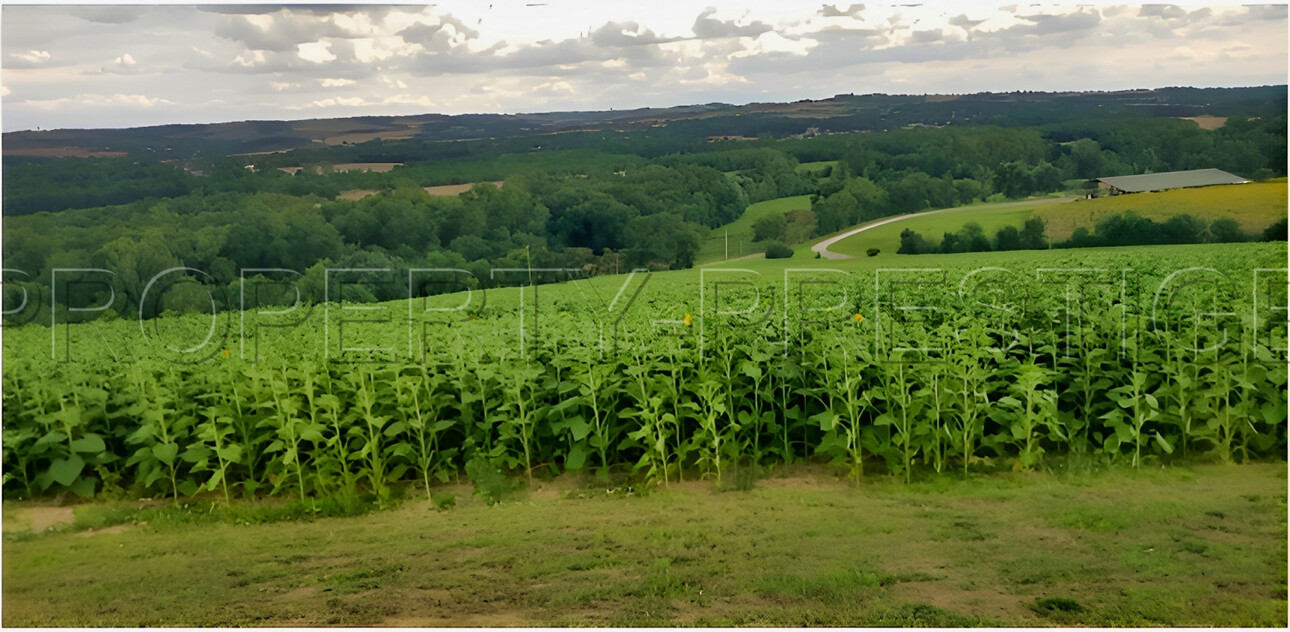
[824,196,1072,258]
[1036,180,1288,240]
[795,160,838,176]
[822,180,1286,258]
[696,195,813,263]
[3,462,1285,626]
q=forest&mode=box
[2,86,1286,322]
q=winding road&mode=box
[810,196,1079,260]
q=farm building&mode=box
[1094,168,1248,195]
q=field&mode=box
[823,197,1074,258]
[824,181,1288,257]
[696,195,813,262]
[3,463,1284,626]
[2,236,1287,626]
[1035,180,1288,240]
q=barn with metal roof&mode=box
[1095,168,1249,195]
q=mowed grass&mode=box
[825,197,1074,258]
[1035,180,1288,240]
[696,194,813,263]
[3,463,1284,626]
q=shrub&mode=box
[431,491,456,511]
[1262,218,1287,241]
[465,456,513,505]
[764,241,794,259]
[866,248,880,257]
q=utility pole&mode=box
[725,230,729,260]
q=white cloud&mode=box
[25,93,171,109]
[296,41,336,63]
[12,50,51,64]
[319,77,356,87]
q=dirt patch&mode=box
[885,581,1033,621]
[6,506,75,532]
[73,524,130,537]
[424,181,504,196]
[281,586,320,599]
[1177,115,1227,130]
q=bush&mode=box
[866,248,880,257]
[1263,218,1287,241]
[764,241,794,259]
[431,492,456,511]
[465,456,514,505]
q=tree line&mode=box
[897,212,1286,255]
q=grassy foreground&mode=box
[3,463,1286,626]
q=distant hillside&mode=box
[4,85,1284,160]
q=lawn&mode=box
[696,194,813,263]
[3,463,1285,626]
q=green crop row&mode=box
[3,244,1286,503]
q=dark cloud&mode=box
[947,14,984,31]
[589,21,677,47]
[820,4,865,19]
[1015,11,1101,36]
[1138,5,1187,20]
[399,18,481,54]
[212,11,351,53]
[1247,4,1289,20]
[692,8,773,39]
[910,28,943,44]
[198,5,387,17]
[69,7,146,24]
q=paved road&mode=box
[809,196,1080,260]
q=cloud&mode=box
[25,93,172,109]
[692,8,774,39]
[297,41,336,63]
[820,4,865,19]
[948,14,985,31]
[2,4,1287,132]
[910,28,944,44]
[8,49,52,67]
[1247,4,1289,20]
[589,21,676,47]
[1139,5,1187,20]
[1014,10,1102,36]
[213,10,351,53]
[69,6,145,24]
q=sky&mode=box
[1,1,1287,132]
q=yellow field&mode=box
[1036,180,1287,240]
